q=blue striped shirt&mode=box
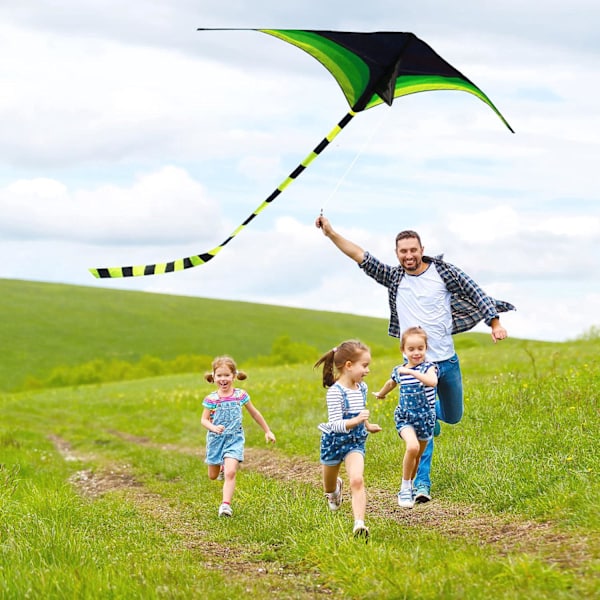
[391,363,437,410]
[320,382,368,434]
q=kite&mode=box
[90,29,513,279]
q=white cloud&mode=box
[533,216,600,237]
[447,206,600,244]
[0,167,221,244]
[447,206,520,243]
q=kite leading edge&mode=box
[89,29,513,279]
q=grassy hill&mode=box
[3,278,587,394]
[2,278,401,392]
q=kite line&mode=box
[89,111,356,278]
[319,106,391,216]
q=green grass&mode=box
[1,279,599,598]
[1,278,397,392]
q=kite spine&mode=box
[89,111,357,278]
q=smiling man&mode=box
[315,214,515,503]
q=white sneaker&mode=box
[326,477,343,511]
[217,465,224,481]
[353,522,370,540]
[218,503,233,517]
[398,488,415,509]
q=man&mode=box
[315,214,515,503]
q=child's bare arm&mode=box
[411,365,438,388]
[245,401,276,443]
[201,408,224,434]
[372,378,397,399]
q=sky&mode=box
[1,2,598,342]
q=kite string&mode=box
[320,107,391,216]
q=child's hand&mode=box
[212,425,225,434]
[372,391,386,399]
[366,422,382,433]
[357,409,370,423]
[265,430,276,444]
[396,366,411,375]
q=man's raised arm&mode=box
[315,214,366,264]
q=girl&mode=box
[373,327,438,508]
[315,340,382,539]
[201,355,276,517]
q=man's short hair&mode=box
[395,230,423,247]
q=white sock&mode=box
[354,519,365,528]
[401,479,412,491]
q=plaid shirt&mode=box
[360,251,516,339]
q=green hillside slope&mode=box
[1,278,397,392]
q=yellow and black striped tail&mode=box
[89,111,356,279]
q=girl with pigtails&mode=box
[201,355,276,517]
[314,340,382,539]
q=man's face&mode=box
[395,237,424,273]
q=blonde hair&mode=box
[204,355,248,383]
[401,326,428,350]
[314,340,370,388]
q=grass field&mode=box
[1,279,598,598]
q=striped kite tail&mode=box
[89,110,356,278]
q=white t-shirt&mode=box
[396,264,455,361]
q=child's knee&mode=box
[405,441,421,456]
[223,471,236,482]
[348,473,364,490]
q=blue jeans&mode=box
[414,353,463,490]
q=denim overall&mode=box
[204,391,246,465]
[320,382,369,465]
[394,364,436,441]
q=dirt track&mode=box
[51,433,595,578]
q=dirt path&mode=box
[50,432,595,583]
[248,448,593,571]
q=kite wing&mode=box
[90,29,512,279]
[259,30,513,131]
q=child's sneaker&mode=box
[413,485,431,503]
[218,503,233,517]
[398,488,415,508]
[353,521,369,540]
[326,477,343,511]
[217,465,225,481]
